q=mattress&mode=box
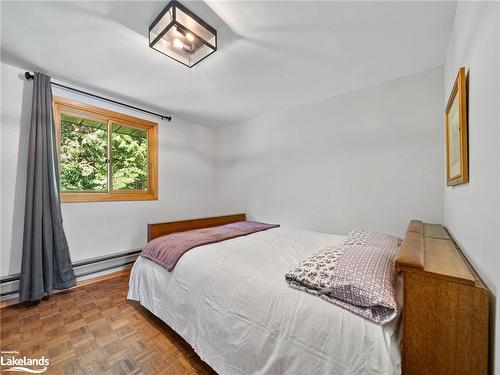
[127,227,402,375]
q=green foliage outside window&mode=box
[111,123,148,190]
[59,114,148,192]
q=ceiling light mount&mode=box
[149,0,217,68]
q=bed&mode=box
[128,214,490,375]
[128,214,402,375]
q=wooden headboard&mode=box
[147,213,246,241]
[395,219,489,375]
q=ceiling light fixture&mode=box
[149,0,217,68]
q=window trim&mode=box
[53,96,158,203]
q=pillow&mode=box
[285,231,401,325]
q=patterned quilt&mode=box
[285,230,401,325]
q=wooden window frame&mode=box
[53,97,158,203]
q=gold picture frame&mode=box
[445,67,469,186]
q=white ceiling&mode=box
[1,1,456,127]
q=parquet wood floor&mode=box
[0,273,216,375]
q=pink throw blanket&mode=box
[141,221,280,271]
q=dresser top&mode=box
[396,221,486,288]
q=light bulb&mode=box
[173,38,184,49]
[186,33,195,42]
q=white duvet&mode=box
[127,227,401,375]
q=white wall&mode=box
[1,63,445,278]
[215,67,444,238]
[444,3,500,373]
[1,61,217,277]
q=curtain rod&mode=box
[24,72,172,121]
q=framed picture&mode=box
[445,67,469,186]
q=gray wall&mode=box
[215,67,445,238]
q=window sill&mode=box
[61,192,158,203]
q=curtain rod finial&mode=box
[25,72,34,80]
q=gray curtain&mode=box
[19,72,76,302]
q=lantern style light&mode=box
[149,1,217,67]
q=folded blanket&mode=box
[141,221,279,271]
[286,230,401,325]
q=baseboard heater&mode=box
[0,248,141,298]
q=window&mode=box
[53,97,158,202]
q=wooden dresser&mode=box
[395,221,489,375]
